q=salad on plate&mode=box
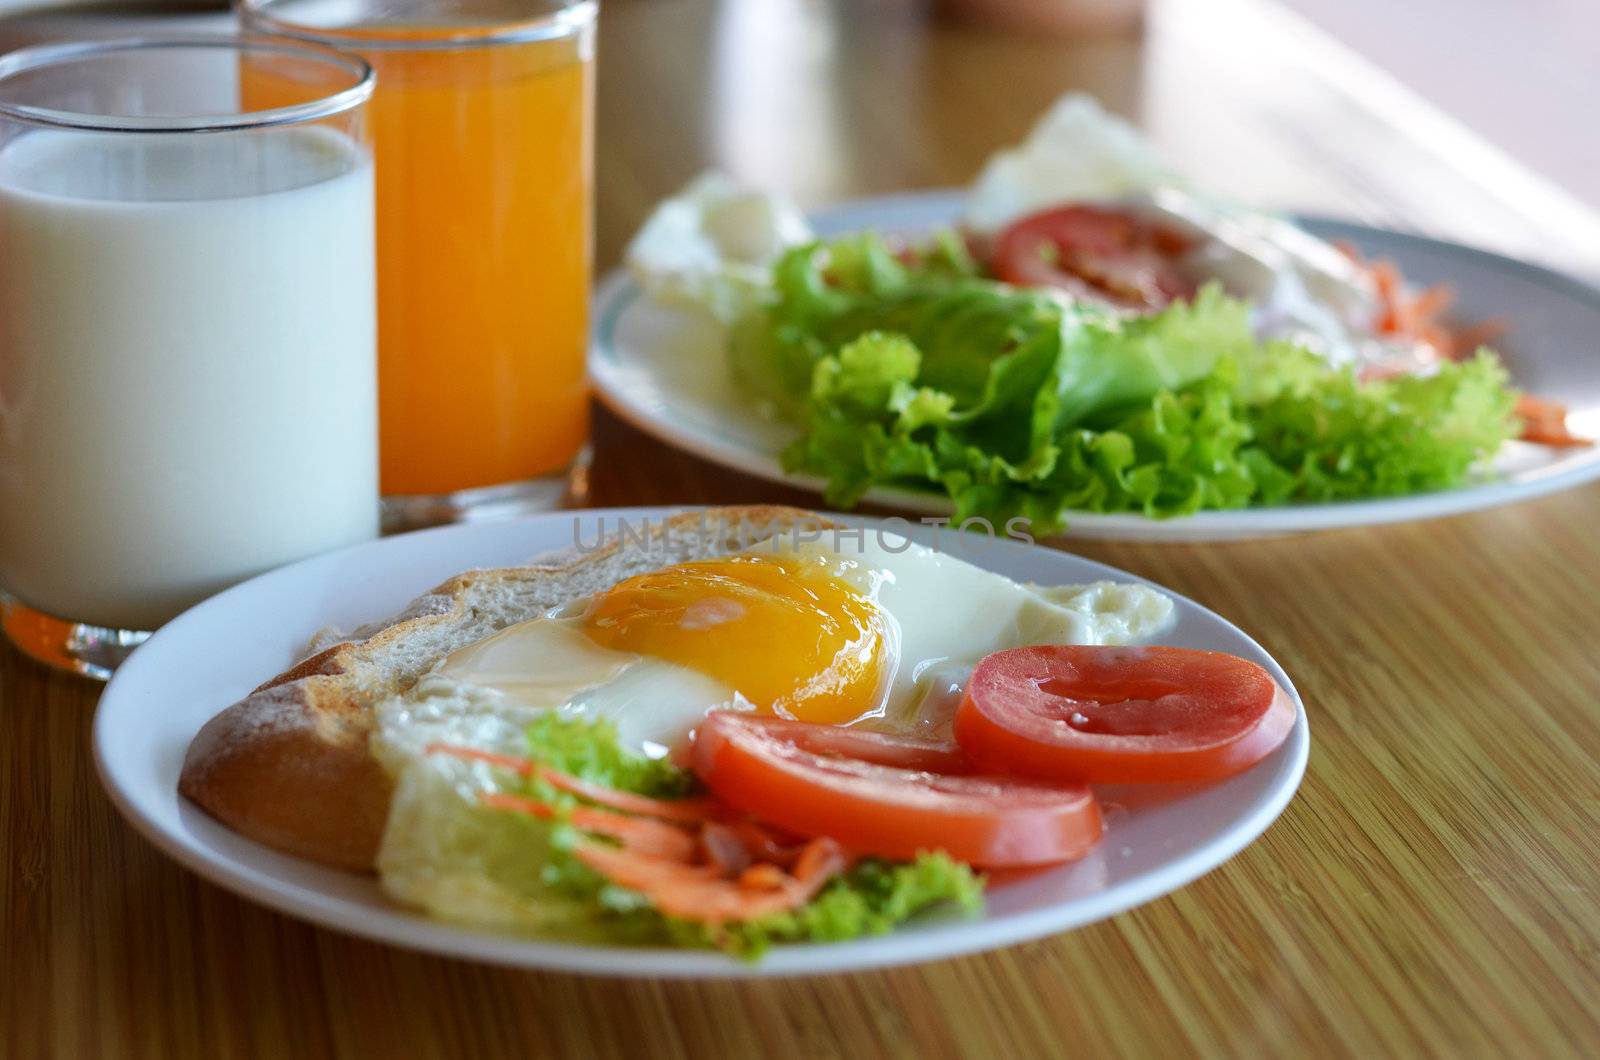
[624,96,1590,535]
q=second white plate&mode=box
[591,190,1600,541]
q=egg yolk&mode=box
[583,554,888,725]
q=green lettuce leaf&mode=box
[521,712,696,799]
[729,233,986,413]
[744,231,1519,533]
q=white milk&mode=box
[0,126,378,631]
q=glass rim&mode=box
[0,34,375,134]
[237,0,598,52]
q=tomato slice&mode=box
[954,646,1296,784]
[721,714,970,773]
[990,204,1197,310]
[691,713,1102,867]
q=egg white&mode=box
[768,532,1174,739]
[371,531,1174,773]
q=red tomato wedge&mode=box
[691,712,1102,868]
[954,646,1297,784]
[990,204,1197,310]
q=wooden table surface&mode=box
[5,0,1600,1056]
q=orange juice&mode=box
[242,5,594,498]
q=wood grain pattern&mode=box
[5,0,1600,1055]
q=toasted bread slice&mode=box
[179,506,835,872]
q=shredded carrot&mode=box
[1407,282,1455,324]
[1514,394,1592,447]
[537,769,723,825]
[1517,393,1573,421]
[427,744,535,775]
[575,837,850,925]
[480,792,698,861]
[736,863,788,891]
[1447,317,1508,354]
[425,743,721,823]
[1369,259,1405,334]
[1336,246,1594,446]
[479,791,559,817]
[1337,243,1496,362]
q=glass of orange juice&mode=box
[240,0,595,529]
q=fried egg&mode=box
[370,531,1174,775]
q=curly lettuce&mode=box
[660,853,982,957]
[736,234,1518,533]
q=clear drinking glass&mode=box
[239,0,598,531]
[0,37,379,678]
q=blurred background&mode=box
[1278,0,1598,211]
[1,0,1592,216]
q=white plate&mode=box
[591,190,1600,541]
[94,508,1308,978]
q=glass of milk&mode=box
[0,37,379,678]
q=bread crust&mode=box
[179,506,834,872]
